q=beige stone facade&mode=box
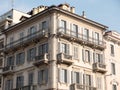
[0,3,119,90]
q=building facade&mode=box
[104,31,120,90]
[0,3,119,90]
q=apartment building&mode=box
[1,3,119,90]
[104,31,120,90]
[0,9,31,90]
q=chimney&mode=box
[71,7,75,13]
[82,11,86,18]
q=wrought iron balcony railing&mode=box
[5,29,48,52]
[58,27,106,50]
[70,83,97,90]
[2,65,15,75]
[12,85,37,90]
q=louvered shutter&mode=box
[82,49,85,62]
[45,69,48,83]
[91,75,93,87]
[67,70,70,84]
[27,49,30,61]
[66,44,69,55]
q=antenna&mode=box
[11,0,14,9]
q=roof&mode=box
[2,5,108,33]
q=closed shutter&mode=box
[91,75,93,86]
[58,68,62,82]
[39,45,42,55]
[90,51,92,63]
[16,54,19,65]
[92,31,95,43]
[33,47,36,60]
[93,52,96,63]
[71,71,74,84]
[67,70,70,84]
[21,52,25,64]
[83,74,86,85]
[82,49,85,62]
[100,54,103,63]
[66,44,69,55]
[21,76,24,87]
[45,69,48,83]
[38,71,42,84]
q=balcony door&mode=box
[83,29,89,41]
[61,20,66,34]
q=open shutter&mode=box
[82,49,85,62]
[12,56,14,66]
[80,72,83,85]
[100,54,103,63]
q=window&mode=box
[110,44,114,55]
[85,50,90,62]
[83,28,89,40]
[73,46,78,59]
[96,53,101,63]
[111,63,116,75]
[16,75,24,88]
[7,56,14,66]
[94,32,99,44]
[74,72,79,83]
[60,43,69,54]
[19,32,24,39]
[60,69,67,83]
[5,79,13,90]
[71,24,78,37]
[16,52,25,65]
[113,84,117,90]
[38,43,48,55]
[9,37,14,47]
[28,26,37,36]
[28,72,34,85]
[61,20,66,33]
[27,47,36,61]
[42,21,47,30]
[38,69,48,84]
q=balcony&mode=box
[70,83,97,90]
[5,29,48,53]
[58,27,106,50]
[33,53,48,66]
[12,85,37,90]
[2,65,15,75]
[93,63,107,73]
[57,53,73,65]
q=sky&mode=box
[0,0,120,32]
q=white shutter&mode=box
[71,71,75,84]
[82,49,85,62]
[92,31,95,43]
[67,70,70,84]
[91,75,93,87]
[58,68,62,83]
[90,51,92,63]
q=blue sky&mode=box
[0,0,120,32]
